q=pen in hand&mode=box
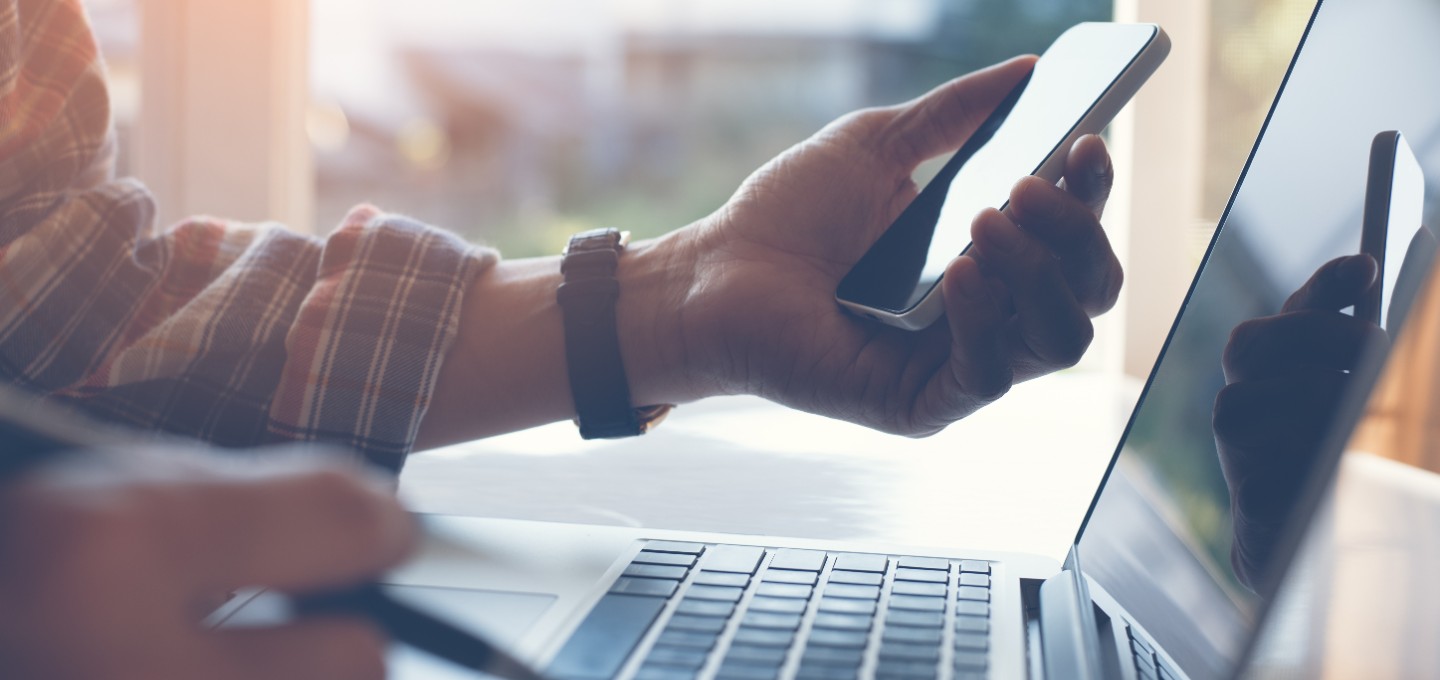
[296,583,549,680]
[0,387,549,680]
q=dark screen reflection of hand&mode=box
[1213,254,1387,589]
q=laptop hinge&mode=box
[1037,545,1104,680]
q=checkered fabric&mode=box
[0,0,495,470]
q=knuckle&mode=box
[969,365,1015,402]
[1047,318,1093,368]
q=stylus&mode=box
[295,583,549,680]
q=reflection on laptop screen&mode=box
[1078,0,1440,678]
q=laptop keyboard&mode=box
[548,541,994,680]
[1126,625,1179,680]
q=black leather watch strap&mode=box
[557,229,646,439]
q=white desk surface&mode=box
[400,372,1440,678]
[402,371,1136,563]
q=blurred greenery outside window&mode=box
[307,0,1113,257]
[83,0,1313,265]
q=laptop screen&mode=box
[1077,0,1440,677]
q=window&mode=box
[309,0,1111,256]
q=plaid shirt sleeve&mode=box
[0,0,495,470]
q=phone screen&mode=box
[837,24,1161,316]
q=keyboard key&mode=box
[547,594,666,680]
[732,627,794,648]
[724,645,789,666]
[715,664,778,680]
[886,610,944,628]
[825,583,881,600]
[883,626,942,645]
[806,627,870,648]
[954,601,989,618]
[675,598,735,618]
[958,561,991,574]
[801,645,866,666]
[741,611,803,630]
[635,666,699,680]
[875,658,939,678]
[634,666,697,680]
[896,556,950,571]
[693,571,751,588]
[894,567,947,584]
[878,642,941,662]
[891,581,946,598]
[769,548,827,572]
[747,596,807,614]
[827,570,883,586]
[954,616,988,634]
[701,545,766,574]
[762,570,818,586]
[610,577,678,598]
[624,563,689,581]
[955,586,989,602]
[686,584,745,602]
[817,598,877,615]
[811,612,872,631]
[644,646,709,670]
[953,650,988,670]
[832,553,889,573]
[954,632,988,651]
[668,615,729,634]
[887,595,945,612]
[1128,629,1155,653]
[796,667,858,680]
[959,574,991,588]
[656,629,718,649]
[645,540,706,555]
[754,582,812,599]
[634,551,698,568]
[954,673,986,680]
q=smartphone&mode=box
[1357,130,1427,330]
[836,22,1170,330]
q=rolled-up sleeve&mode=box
[0,0,494,469]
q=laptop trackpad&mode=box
[386,585,556,680]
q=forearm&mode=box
[415,231,704,449]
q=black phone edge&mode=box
[1356,130,1402,325]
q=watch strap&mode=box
[557,229,645,439]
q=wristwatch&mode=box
[557,229,672,439]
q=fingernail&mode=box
[1093,155,1111,178]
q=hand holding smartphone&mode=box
[836,22,1170,330]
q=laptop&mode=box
[216,0,1440,677]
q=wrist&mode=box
[616,231,709,406]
